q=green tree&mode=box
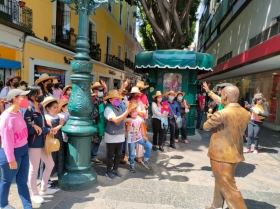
[126,0,201,50]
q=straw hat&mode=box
[152,91,163,99]
[58,98,69,112]
[35,73,55,85]
[17,86,26,91]
[176,91,185,97]
[136,81,149,89]
[6,76,21,86]
[130,86,142,94]
[62,85,72,95]
[42,97,57,108]
[165,90,176,97]
[103,89,123,101]
[91,82,103,89]
[53,79,61,85]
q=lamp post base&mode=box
[59,168,97,191]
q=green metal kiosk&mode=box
[135,50,214,136]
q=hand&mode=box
[59,119,66,126]
[100,80,107,89]
[202,82,210,92]
[0,99,8,104]
[33,125,42,135]
[143,136,148,141]
[50,128,57,135]
[174,115,177,119]
[9,160,18,170]
[123,78,129,88]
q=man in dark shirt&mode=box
[165,91,180,149]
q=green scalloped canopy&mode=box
[135,50,213,71]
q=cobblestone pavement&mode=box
[7,122,280,209]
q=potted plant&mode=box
[70,28,75,34]
[19,1,26,7]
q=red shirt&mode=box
[139,94,148,106]
[198,95,205,111]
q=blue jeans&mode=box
[91,136,102,159]
[196,110,204,129]
[128,139,152,165]
[0,144,32,209]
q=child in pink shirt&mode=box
[0,89,32,209]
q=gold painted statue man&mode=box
[203,86,250,209]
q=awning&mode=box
[135,50,214,71]
[0,58,21,69]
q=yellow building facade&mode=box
[0,0,141,88]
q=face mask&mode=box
[203,93,206,96]
[67,90,72,96]
[177,96,183,101]
[157,97,162,103]
[113,99,120,107]
[19,98,29,108]
[36,95,44,103]
[133,95,139,100]
[168,95,174,101]
[46,83,53,90]
[97,91,104,98]
[13,82,19,88]
[131,112,138,118]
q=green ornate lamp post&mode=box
[50,0,115,191]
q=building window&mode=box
[125,46,128,59]
[119,2,123,25]
[108,2,113,13]
[126,11,130,30]
[88,22,97,44]
[106,35,112,55]
[118,45,122,59]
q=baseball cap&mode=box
[6,89,30,102]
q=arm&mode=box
[118,79,129,95]
[203,111,223,131]
[100,80,108,94]
[184,100,190,108]
[106,107,130,124]
[258,104,269,118]
[1,125,15,163]
[208,92,222,104]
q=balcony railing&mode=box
[105,54,124,70]
[125,58,134,70]
[51,25,76,51]
[0,0,32,32]
[89,46,101,61]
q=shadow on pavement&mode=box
[235,162,256,177]
[244,199,277,209]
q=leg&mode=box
[169,118,176,146]
[181,117,187,140]
[91,136,102,159]
[174,127,179,140]
[253,122,261,150]
[113,142,123,171]
[0,148,19,208]
[152,118,159,146]
[210,160,247,209]
[135,144,144,158]
[158,126,165,147]
[28,148,42,195]
[128,142,137,165]
[15,145,32,209]
[106,143,116,172]
[40,148,55,191]
[196,110,203,129]
[246,122,253,150]
[122,138,126,153]
[137,139,152,160]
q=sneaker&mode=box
[174,139,179,143]
[111,169,123,178]
[91,158,102,164]
[129,164,136,173]
[39,188,58,196]
[141,160,151,169]
[243,148,251,153]
[105,171,116,180]
[253,149,259,154]
[31,195,45,204]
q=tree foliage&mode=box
[125,0,201,50]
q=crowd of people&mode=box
[0,74,269,209]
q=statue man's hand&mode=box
[202,82,210,92]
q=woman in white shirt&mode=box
[103,90,133,180]
[151,91,166,152]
